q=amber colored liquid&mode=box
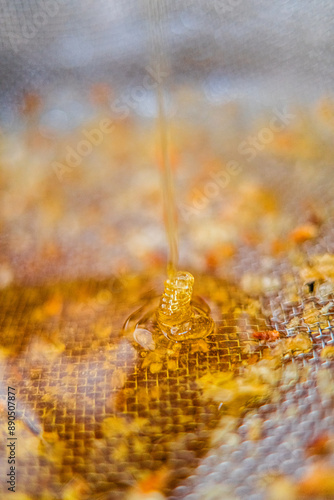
[148,0,179,277]
[157,85,179,277]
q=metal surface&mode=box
[173,293,334,499]
[0,1,334,499]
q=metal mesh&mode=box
[1,266,334,499]
[174,291,334,499]
[0,277,270,499]
[1,1,334,499]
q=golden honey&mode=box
[157,271,214,341]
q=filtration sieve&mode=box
[1,1,334,499]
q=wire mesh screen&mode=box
[1,1,334,500]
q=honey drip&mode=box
[157,271,214,341]
[125,1,215,343]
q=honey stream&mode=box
[147,0,178,278]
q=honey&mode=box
[157,271,214,341]
[124,272,214,346]
[144,0,215,340]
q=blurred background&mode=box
[1,0,334,113]
[0,0,333,285]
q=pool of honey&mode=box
[0,273,269,499]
